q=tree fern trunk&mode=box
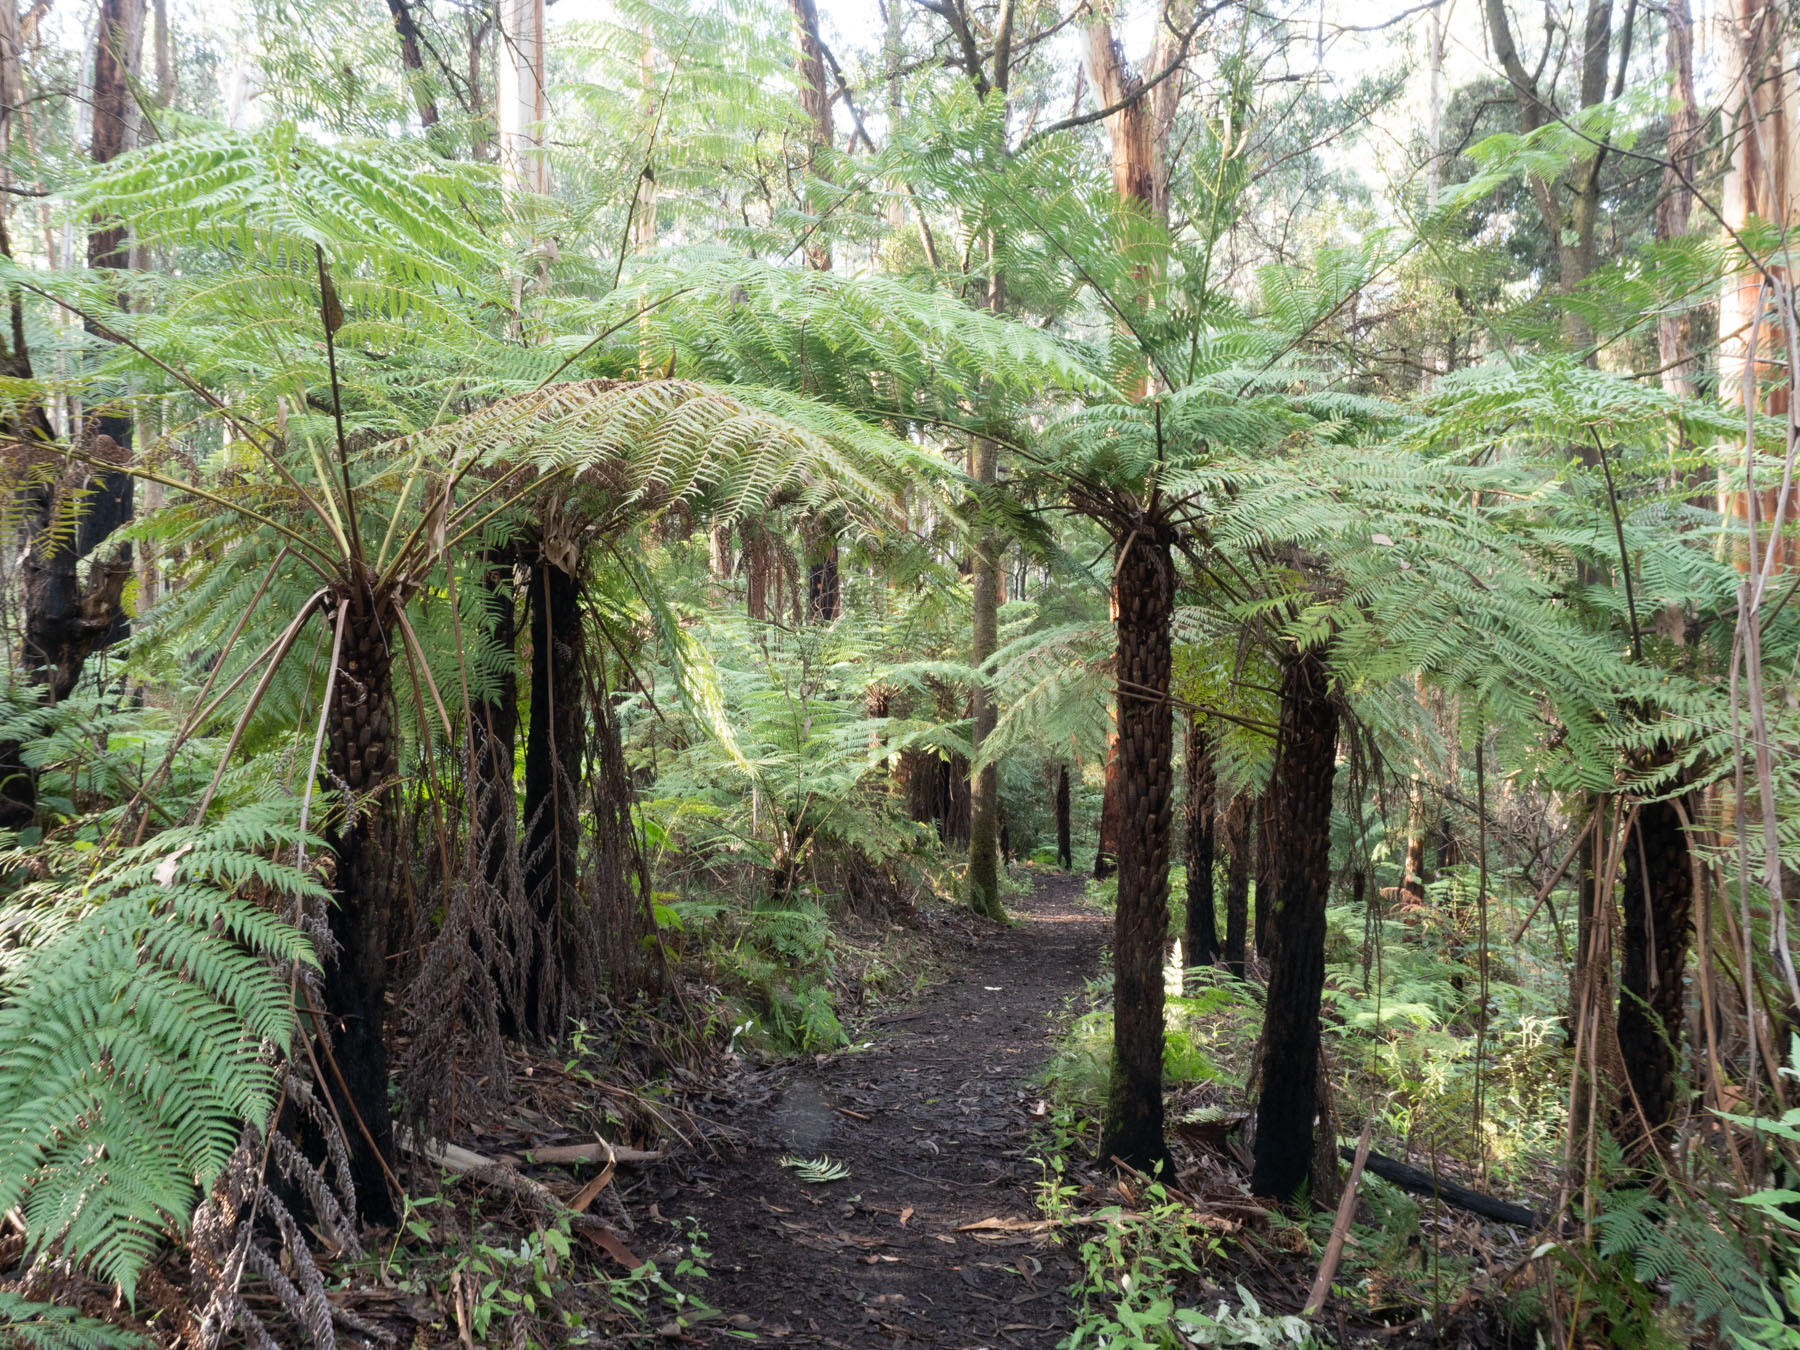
[591,679,660,1001]
[1100,521,1175,1175]
[806,552,840,622]
[1250,644,1340,1203]
[1093,734,1120,878]
[472,545,523,1035]
[320,593,401,1226]
[1253,793,1275,959]
[967,438,1003,918]
[521,555,584,1040]
[1184,716,1219,971]
[1056,763,1073,870]
[1617,788,1693,1153]
[1221,792,1251,976]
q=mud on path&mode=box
[652,874,1106,1348]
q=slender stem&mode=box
[1586,429,1643,662]
[316,244,364,565]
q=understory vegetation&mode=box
[2,0,1800,1347]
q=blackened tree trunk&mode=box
[22,1,140,706]
[1093,735,1121,878]
[1056,763,1073,870]
[937,753,972,845]
[590,678,660,1001]
[1184,715,1219,970]
[470,545,524,1032]
[1221,792,1252,976]
[1617,789,1694,1153]
[902,748,935,822]
[520,555,584,1040]
[79,0,142,653]
[319,593,402,1226]
[1253,793,1275,958]
[1250,644,1341,1203]
[806,552,840,622]
[1100,520,1175,1174]
[967,436,1003,919]
[472,544,518,880]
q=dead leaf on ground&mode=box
[898,1206,914,1227]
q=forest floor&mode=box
[650,871,1102,1348]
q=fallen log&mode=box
[527,1140,665,1167]
[1344,1147,1541,1229]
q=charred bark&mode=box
[589,675,660,1001]
[317,593,402,1226]
[1221,792,1252,976]
[1250,644,1341,1204]
[1253,792,1275,958]
[1617,789,1694,1153]
[1094,735,1121,878]
[1184,716,1219,969]
[1100,520,1175,1175]
[470,545,524,1034]
[806,552,840,622]
[520,555,585,1040]
[76,0,141,658]
[967,434,1002,918]
[1056,763,1073,871]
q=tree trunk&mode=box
[1100,520,1175,1175]
[471,545,523,1032]
[383,0,442,130]
[1250,644,1341,1203]
[1401,778,1430,903]
[1657,0,1697,403]
[520,554,584,1040]
[33,0,146,690]
[806,552,840,621]
[1221,792,1252,976]
[0,21,56,818]
[1616,789,1694,1154]
[498,0,546,206]
[967,434,1002,919]
[1253,792,1275,958]
[1093,735,1121,878]
[788,0,843,602]
[1718,0,1798,567]
[788,0,834,271]
[590,676,659,1001]
[1184,715,1219,970]
[319,594,403,1226]
[937,752,971,846]
[1056,763,1073,871]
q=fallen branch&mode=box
[397,1131,644,1267]
[1345,1147,1541,1229]
[526,1140,665,1167]
[1306,1122,1372,1315]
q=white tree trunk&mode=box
[498,0,548,201]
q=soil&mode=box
[649,871,1105,1348]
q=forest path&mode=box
[656,873,1105,1348]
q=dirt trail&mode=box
[654,873,1105,1348]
